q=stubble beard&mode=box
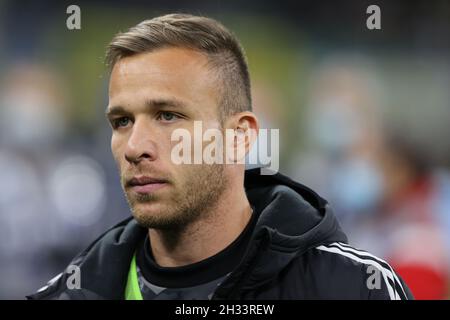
[122,163,227,231]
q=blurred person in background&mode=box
[351,133,450,299]
[293,58,385,224]
[293,58,450,299]
[0,63,114,298]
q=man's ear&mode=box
[224,112,259,163]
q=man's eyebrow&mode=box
[105,106,130,117]
[105,98,188,117]
[145,98,187,110]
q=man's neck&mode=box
[148,180,253,268]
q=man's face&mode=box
[107,47,228,230]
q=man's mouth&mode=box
[127,176,168,194]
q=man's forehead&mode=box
[111,47,211,77]
[108,47,220,112]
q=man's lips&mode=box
[127,176,168,194]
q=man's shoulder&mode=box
[27,217,145,300]
[285,242,413,300]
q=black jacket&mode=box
[28,169,413,300]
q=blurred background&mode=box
[0,0,449,299]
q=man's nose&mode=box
[124,118,158,164]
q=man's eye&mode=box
[113,117,131,128]
[158,111,180,122]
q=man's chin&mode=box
[130,200,164,216]
[130,202,176,229]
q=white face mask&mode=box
[0,89,65,148]
[308,98,364,154]
[330,157,384,214]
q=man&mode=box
[28,14,412,300]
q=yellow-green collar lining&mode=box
[125,253,143,300]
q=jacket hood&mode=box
[28,168,347,300]
[212,169,347,298]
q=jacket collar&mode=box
[212,169,347,298]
